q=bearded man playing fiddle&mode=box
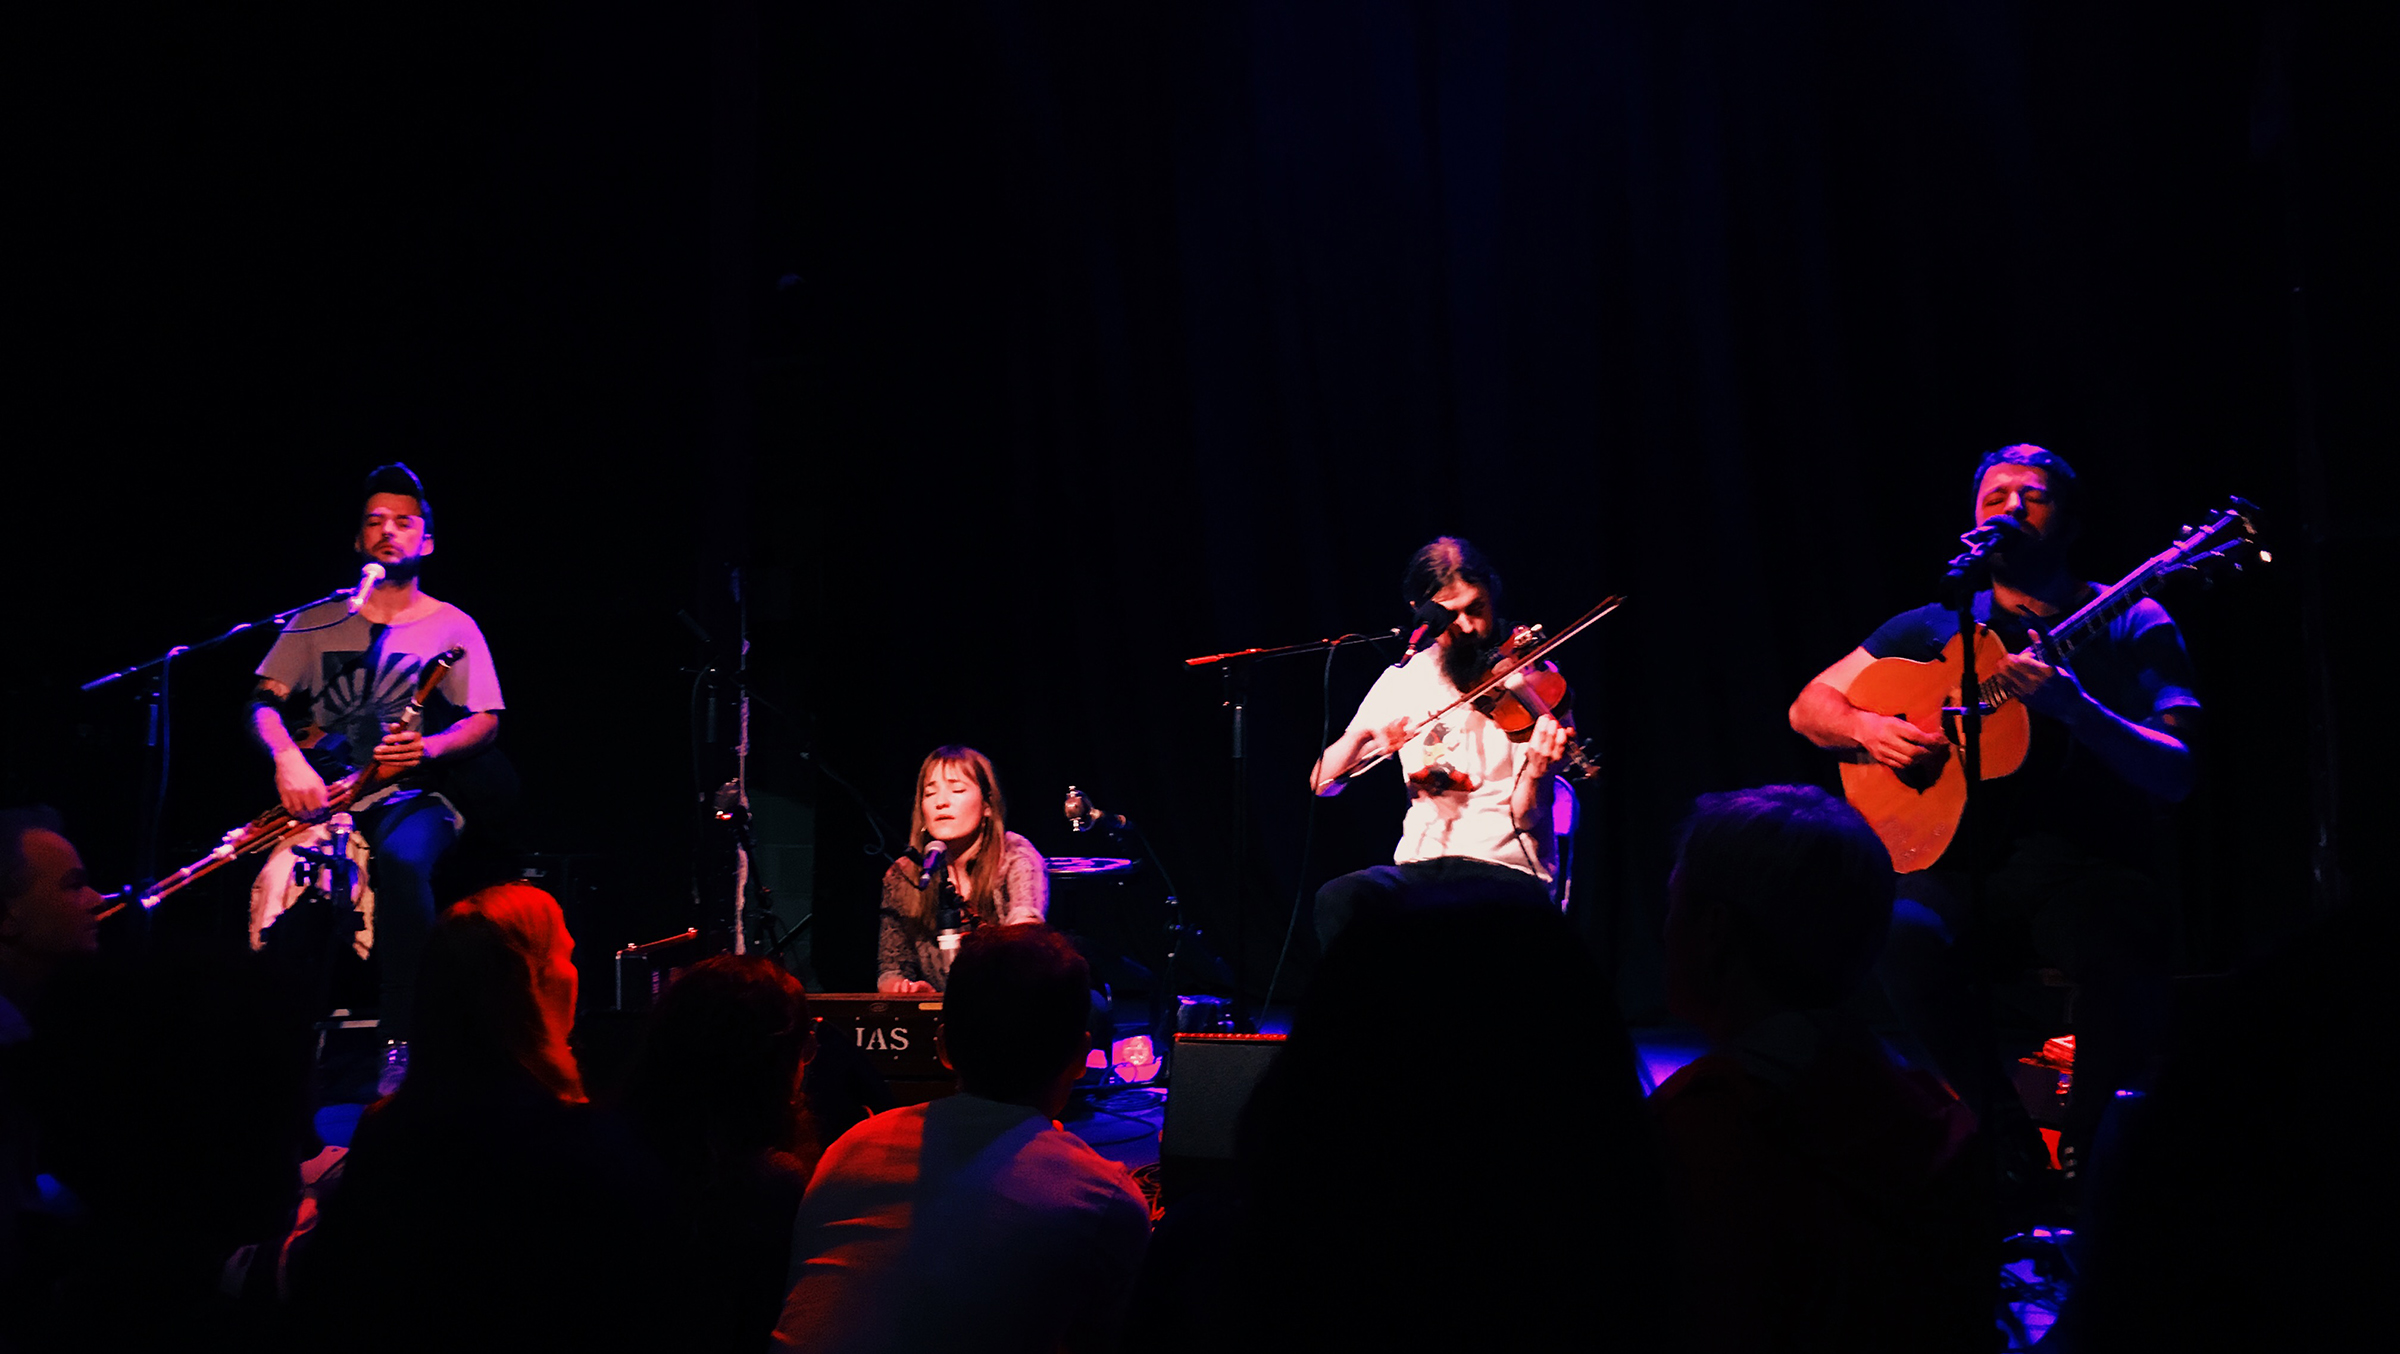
[1789,444,2194,1193]
[1309,537,1572,949]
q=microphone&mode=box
[1973,514,2031,543]
[916,839,947,891]
[1398,599,1457,664]
[1064,786,1127,834]
[346,562,386,614]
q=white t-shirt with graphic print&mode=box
[1343,647,1555,882]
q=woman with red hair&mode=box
[292,886,672,1350]
[444,881,584,1102]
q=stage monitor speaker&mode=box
[1160,1033,1284,1207]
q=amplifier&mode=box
[811,993,951,1082]
[1160,1032,1286,1207]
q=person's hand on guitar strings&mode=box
[1851,711,1948,772]
[1987,628,2088,719]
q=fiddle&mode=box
[1467,626,1603,781]
[1324,595,1624,792]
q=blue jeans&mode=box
[360,794,457,1041]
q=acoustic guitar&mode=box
[1838,499,2263,872]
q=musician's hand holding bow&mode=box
[273,747,331,819]
[1312,716,1417,795]
[373,721,427,770]
[1989,629,2088,719]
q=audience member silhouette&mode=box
[1652,785,1986,1352]
[621,955,822,1354]
[290,889,673,1352]
[2050,888,2387,1351]
[13,836,313,1351]
[2,806,104,1341]
[1132,887,1665,1353]
[445,880,585,1101]
[775,923,1148,1353]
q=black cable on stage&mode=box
[1509,754,1543,880]
[752,693,898,864]
[1259,636,1352,1022]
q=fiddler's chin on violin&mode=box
[1308,536,1622,951]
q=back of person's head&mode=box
[624,955,813,1167]
[32,947,313,1334]
[1247,893,1634,1167]
[1672,784,1894,1009]
[445,882,582,1101]
[404,910,559,1104]
[940,924,1088,1102]
[1231,893,1663,1349]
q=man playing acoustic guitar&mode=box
[1789,445,2195,1195]
[250,463,505,1084]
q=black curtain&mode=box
[13,1,2388,1013]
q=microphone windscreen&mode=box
[1410,597,1457,629]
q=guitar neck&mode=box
[1969,552,2176,712]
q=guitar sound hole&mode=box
[1898,744,1950,793]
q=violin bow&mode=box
[1324,595,1626,790]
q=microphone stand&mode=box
[1939,522,2014,1168]
[82,585,354,890]
[1942,523,2018,789]
[1184,630,1398,1030]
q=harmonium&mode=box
[812,992,953,1101]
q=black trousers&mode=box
[1878,833,2169,1157]
[1313,857,1556,953]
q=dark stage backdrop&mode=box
[12,1,2390,1018]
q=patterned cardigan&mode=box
[875,831,1050,992]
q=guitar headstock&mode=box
[2166,496,2268,586]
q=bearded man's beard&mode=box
[369,554,428,585]
[1990,533,2068,590]
[1439,630,1496,692]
